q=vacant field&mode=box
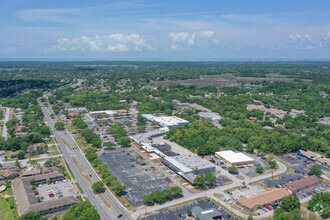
[154,73,312,88]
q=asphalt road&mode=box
[40,102,132,220]
[1,107,10,139]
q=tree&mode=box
[54,121,64,130]
[64,201,100,220]
[248,215,253,220]
[193,174,206,187]
[274,195,301,220]
[20,211,41,220]
[118,137,131,146]
[309,164,322,177]
[308,192,330,219]
[92,181,105,193]
[17,151,26,160]
[228,166,238,174]
[268,160,277,169]
[30,160,37,166]
[256,166,264,174]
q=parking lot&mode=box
[35,180,76,202]
[264,174,303,188]
[278,153,330,175]
[295,182,329,199]
[142,198,237,220]
[231,185,264,200]
[99,149,174,207]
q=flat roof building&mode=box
[237,188,292,211]
[163,154,216,175]
[198,112,222,121]
[192,206,222,220]
[142,114,190,127]
[215,150,255,166]
[12,172,76,216]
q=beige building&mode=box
[237,188,291,211]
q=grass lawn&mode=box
[0,197,19,220]
[48,151,60,156]
[75,182,84,194]
[2,185,14,195]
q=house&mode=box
[15,125,26,132]
[248,117,257,121]
[237,188,291,211]
[16,132,29,137]
[68,112,79,117]
[116,109,128,114]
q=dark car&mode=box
[89,174,92,177]
[117,214,123,218]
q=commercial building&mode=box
[297,150,330,168]
[89,110,117,116]
[12,172,75,216]
[198,112,222,121]
[215,150,255,166]
[192,206,222,220]
[283,175,322,193]
[129,128,169,144]
[246,104,286,118]
[237,188,292,211]
[163,154,216,175]
[142,114,190,127]
[22,167,41,177]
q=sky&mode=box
[1,0,330,61]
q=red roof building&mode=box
[283,175,322,193]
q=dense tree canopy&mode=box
[63,201,100,220]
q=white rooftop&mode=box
[90,110,117,115]
[215,150,255,164]
[142,114,190,127]
[164,156,192,173]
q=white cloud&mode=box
[168,32,196,46]
[199,31,214,38]
[325,32,330,40]
[289,34,311,42]
[168,30,215,49]
[53,34,152,52]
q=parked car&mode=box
[35,192,39,195]
[49,194,55,197]
[265,206,272,211]
[117,214,123,218]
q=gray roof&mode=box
[12,172,74,216]
[22,168,41,176]
[192,206,222,220]
[24,171,64,182]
